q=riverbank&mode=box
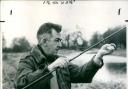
[58,48,126,57]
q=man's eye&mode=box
[55,38,62,42]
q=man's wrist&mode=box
[48,64,54,71]
[96,51,104,58]
[93,53,103,66]
[48,63,56,71]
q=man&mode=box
[16,22,116,89]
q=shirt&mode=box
[50,71,59,89]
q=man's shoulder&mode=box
[18,52,37,70]
[20,52,34,62]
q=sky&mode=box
[1,1,128,47]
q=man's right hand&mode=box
[48,57,69,71]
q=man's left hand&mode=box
[97,43,116,57]
[94,43,116,66]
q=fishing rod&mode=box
[69,26,126,62]
[22,26,126,89]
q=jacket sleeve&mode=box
[16,57,53,89]
[69,55,103,83]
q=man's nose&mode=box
[58,41,62,48]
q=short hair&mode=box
[37,22,62,40]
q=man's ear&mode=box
[40,38,47,46]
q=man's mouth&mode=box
[56,47,60,51]
[56,48,59,51]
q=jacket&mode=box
[16,45,103,89]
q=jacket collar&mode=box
[30,45,47,65]
[30,45,59,64]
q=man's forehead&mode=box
[51,29,61,38]
[39,29,61,39]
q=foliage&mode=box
[11,37,31,52]
[2,25,126,52]
[89,26,126,49]
[2,47,13,53]
[103,26,126,49]
[89,32,102,48]
[3,37,31,52]
[2,33,6,49]
[61,31,88,51]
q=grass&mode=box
[72,81,126,89]
[106,62,126,74]
[2,49,126,89]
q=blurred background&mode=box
[1,1,127,89]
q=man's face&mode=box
[45,29,62,56]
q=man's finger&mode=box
[106,45,115,51]
[110,43,116,49]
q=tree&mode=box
[103,26,126,49]
[61,31,88,50]
[65,34,70,48]
[90,32,101,48]
[2,33,6,49]
[11,37,31,52]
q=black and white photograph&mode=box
[1,0,128,89]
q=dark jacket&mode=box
[16,45,103,89]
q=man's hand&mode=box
[48,57,69,71]
[94,43,116,66]
[97,43,116,57]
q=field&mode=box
[2,49,127,89]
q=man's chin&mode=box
[54,51,58,55]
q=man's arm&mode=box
[69,55,103,83]
[69,43,116,83]
[16,57,53,89]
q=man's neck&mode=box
[37,44,49,59]
[37,44,58,63]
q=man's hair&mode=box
[37,22,62,40]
